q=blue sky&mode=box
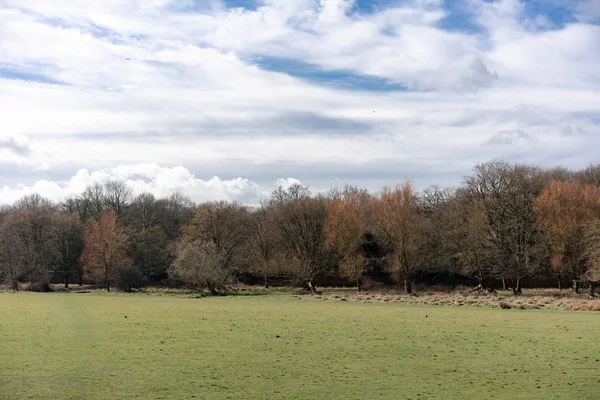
[0,0,599,204]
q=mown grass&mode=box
[0,292,598,399]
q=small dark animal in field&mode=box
[124,316,128,318]
[425,315,428,318]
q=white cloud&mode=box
[0,164,265,205]
[0,0,598,201]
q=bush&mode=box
[116,266,147,292]
[169,241,231,295]
[499,301,511,309]
[28,280,53,292]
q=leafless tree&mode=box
[4,195,58,288]
[127,225,171,281]
[534,181,600,291]
[438,190,497,289]
[247,202,278,288]
[0,215,24,290]
[325,185,371,291]
[270,187,332,292]
[52,212,85,288]
[464,161,544,294]
[169,241,230,294]
[81,210,131,291]
[81,183,106,221]
[104,180,133,216]
[125,192,161,229]
[582,220,600,296]
[159,192,196,240]
[372,183,424,294]
[179,201,249,284]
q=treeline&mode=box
[2,160,600,295]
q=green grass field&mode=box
[1,292,598,399]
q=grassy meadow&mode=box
[0,292,598,399]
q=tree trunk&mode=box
[263,274,269,289]
[78,271,83,286]
[207,280,218,296]
[501,276,507,291]
[509,278,521,296]
[307,279,317,294]
[106,281,110,292]
[64,274,69,289]
[557,275,562,290]
[573,280,580,294]
[404,279,412,294]
[11,279,19,291]
[590,282,596,298]
[356,276,361,292]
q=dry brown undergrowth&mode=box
[307,289,600,311]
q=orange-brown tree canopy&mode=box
[534,180,600,280]
[81,210,131,291]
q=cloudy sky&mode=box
[1,0,599,204]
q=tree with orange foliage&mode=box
[81,210,131,291]
[325,185,371,291]
[534,181,600,290]
[372,183,424,294]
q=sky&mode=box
[1,0,599,204]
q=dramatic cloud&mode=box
[0,0,598,203]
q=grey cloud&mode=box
[43,111,373,140]
[410,56,498,93]
[576,0,600,22]
[0,136,31,156]
[484,130,540,147]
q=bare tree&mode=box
[53,212,84,288]
[169,241,230,294]
[464,161,543,294]
[125,192,161,230]
[104,180,133,216]
[271,186,333,292]
[127,225,171,281]
[418,185,456,274]
[159,192,196,240]
[247,202,278,288]
[438,190,497,290]
[179,201,249,290]
[575,164,600,187]
[534,181,600,290]
[325,185,371,291]
[61,195,92,222]
[0,214,24,290]
[5,195,58,288]
[81,183,106,221]
[582,220,600,296]
[81,211,131,291]
[372,183,424,294]
[270,183,311,204]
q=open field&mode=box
[1,293,599,399]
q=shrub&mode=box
[499,301,511,309]
[116,266,147,292]
[28,280,53,292]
